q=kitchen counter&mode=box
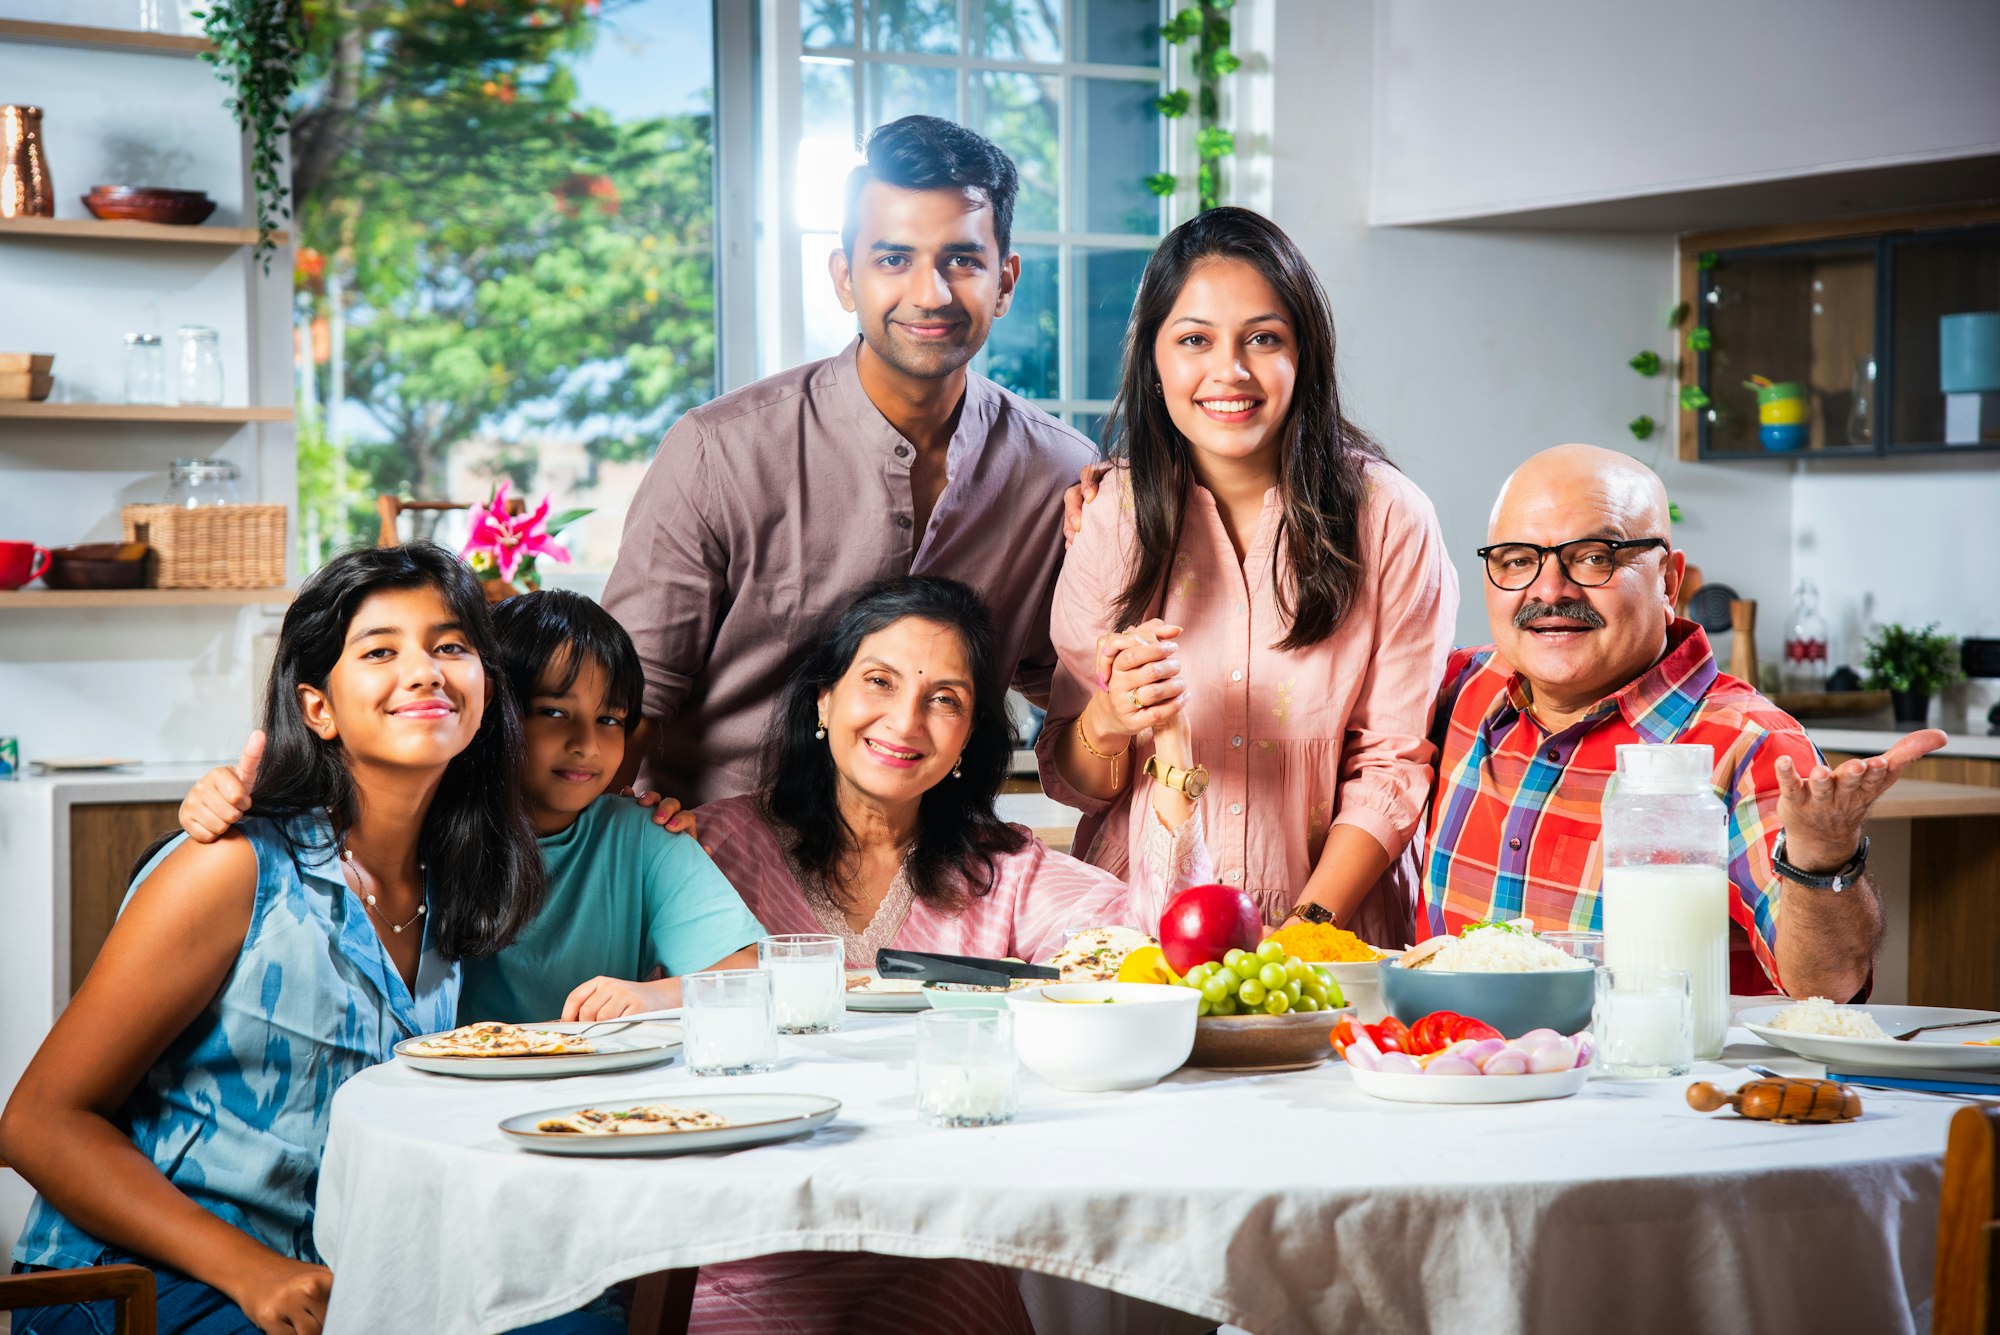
[1808,722,2000,760]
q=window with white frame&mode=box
[769,0,1175,443]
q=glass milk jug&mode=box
[1601,743,1730,1060]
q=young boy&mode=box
[177,590,765,1022]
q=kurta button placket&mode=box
[894,514,912,530]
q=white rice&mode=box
[1417,925,1591,973]
[1767,997,1888,1040]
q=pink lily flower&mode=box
[462,480,573,583]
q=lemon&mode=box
[1115,945,1180,986]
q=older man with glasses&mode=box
[1421,443,1944,1002]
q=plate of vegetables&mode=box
[1335,1012,1594,1104]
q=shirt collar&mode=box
[1499,617,1716,743]
[831,335,996,472]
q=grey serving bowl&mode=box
[1379,959,1596,1038]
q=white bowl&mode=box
[1006,982,1198,1092]
[1317,954,1398,1025]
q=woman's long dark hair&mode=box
[1105,205,1383,651]
[760,576,1026,913]
[248,543,545,960]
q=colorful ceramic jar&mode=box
[1754,381,1807,451]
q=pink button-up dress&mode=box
[1037,460,1457,946]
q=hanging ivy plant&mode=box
[196,0,304,271]
[1148,0,1239,211]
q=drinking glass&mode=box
[682,969,777,1076]
[1593,966,1693,1079]
[1541,931,1605,967]
[760,933,845,1034]
[916,1009,1018,1129]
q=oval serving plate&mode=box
[1741,1004,2000,1073]
[1347,1063,1590,1105]
[395,1022,680,1080]
[501,1092,841,1157]
[844,970,931,1013]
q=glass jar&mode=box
[1846,357,1876,445]
[1600,743,1730,1061]
[163,458,240,509]
[123,333,166,405]
[1784,578,1830,691]
[173,325,224,406]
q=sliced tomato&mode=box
[1446,1015,1502,1044]
[1331,1014,1364,1058]
[1363,1016,1411,1055]
[1408,1010,1462,1055]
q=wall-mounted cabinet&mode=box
[1679,207,2000,463]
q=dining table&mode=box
[313,1006,1955,1335]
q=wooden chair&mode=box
[1936,1105,2000,1334]
[626,1268,698,1335]
[0,1155,158,1334]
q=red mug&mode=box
[0,540,52,590]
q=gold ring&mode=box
[1129,688,1144,712]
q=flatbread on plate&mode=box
[403,1021,596,1059]
[535,1104,732,1135]
[1050,926,1157,982]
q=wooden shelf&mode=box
[0,19,209,56]
[0,588,292,610]
[0,403,292,424]
[0,216,288,248]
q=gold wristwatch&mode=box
[1143,753,1210,800]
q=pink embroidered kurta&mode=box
[683,792,1212,1335]
[1037,460,1458,946]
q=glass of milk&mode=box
[682,969,778,1076]
[760,934,846,1034]
[1601,743,1730,1060]
[1593,967,1694,1078]
[916,1010,1018,1128]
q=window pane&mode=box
[978,72,1059,234]
[802,0,855,48]
[1077,246,1150,400]
[868,0,959,54]
[1074,76,1161,235]
[1076,0,1159,67]
[985,243,1058,399]
[801,231,854,363]
[981,0,1062,62]
[867,61,958,128]
[1069,411,1109,452]
[798,58,859,232]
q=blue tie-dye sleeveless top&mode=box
[12,813,458,1270]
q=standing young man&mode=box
[603,116,1096,804]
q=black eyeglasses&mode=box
[1475,537,1669,591]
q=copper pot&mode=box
[1,105,52,219]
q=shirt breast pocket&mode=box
[1549,831,1601,888]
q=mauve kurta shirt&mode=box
[1037,460,1458,945]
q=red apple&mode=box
[1157,884,1262,974]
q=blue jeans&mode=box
[9,1260,623,1335]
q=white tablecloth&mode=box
[315,1017,1950,1335]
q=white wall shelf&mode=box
[0,216,288,247]
[0,403,292,423]
[0,18,207,56]
[0,587,292,610]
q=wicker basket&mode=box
[122,504,287,589]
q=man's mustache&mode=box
[1514,600,1606,630]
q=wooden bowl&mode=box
[81,195,217,226]
[43,543,147,590]
[1184,1007,1349,1074]
[88,184,211,200]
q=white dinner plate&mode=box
[395,1021,681,1079]
[1347,1062,1590,1105]
[1741,1004,2000,1072]
[844,970,930,1013]
[30,756,141,772]
[500,1092,841,1157]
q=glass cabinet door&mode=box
[1885,225,2000,453]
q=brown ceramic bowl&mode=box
[1183,1006,1350,1074]
[43,543,148,590]
[81,195,218,225]
[88,185,211,201]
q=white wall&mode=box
[1271,0,1794,650]
[1371,0,2000,225]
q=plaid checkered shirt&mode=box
[1420,618,1824,994]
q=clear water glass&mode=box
[682,969,777,1076]
[760,934,845,1034]
[1593,966,1694,1079]
[1541,931,1605,967]
[916,1009,1018,1129]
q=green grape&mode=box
[1201,976,1231,1005]
[1256,940,1286,965]
[1258,963,1287,990]
[1210,993,1239,1017]
[1212,966,1240,992]
[1195,994,1212,1017]
[1283,959,1308,983]
[1294,994,1320,1012]
[1262,992,1291,1016]
[1239,979,1267,1007]
[1223,948,1250,970]
[1302,979,1329,1005]
[1185,964,1214,987]
[1285,979,1302,1002]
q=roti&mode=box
[404,1021,596,1059]
[1051,926,1157,982]
[535,1104,733,1135]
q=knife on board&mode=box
[875,948,1060,988]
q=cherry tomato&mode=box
[1446,1015,1502,1044]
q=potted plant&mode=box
[1862,622,1963,724]
[461,481,587,600]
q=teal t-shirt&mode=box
[457,795,766,1023]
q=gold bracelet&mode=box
[1075,715,1131,763]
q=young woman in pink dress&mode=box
[1039,206,1458,947]
[688,574,1209,1335]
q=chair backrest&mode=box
[377,494,526,549]
[1936,1104,2000,1335]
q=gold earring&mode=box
[815,717,827,740]
[952,756,963,778]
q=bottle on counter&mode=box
[1783,578,1829,692]
[1601,742,1731,1061]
